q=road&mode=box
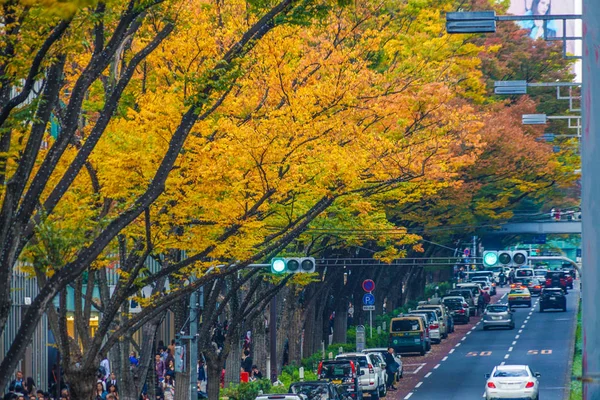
[398,286,579,400]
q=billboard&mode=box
[507,0,579,58]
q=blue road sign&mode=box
[363,293,375,306]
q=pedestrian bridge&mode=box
[484,220,582,235]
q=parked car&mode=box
[470,276,497,295]
[482,304,515,330]
[443,296,470,324]
[256,394,307,400]
[335,353,385,399]
[444,290,476,316]
[389,316,428,356]
[289,381,345,400]
[416,304,450,338]
[317,360,363,400]
[539,288,567,312]
[362,348,403,381]
[408,310,441,344]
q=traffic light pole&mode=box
[581,2,600,396]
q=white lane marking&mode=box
[462,337,466,341]
[516,335,520,339]
[434,364,441,369]
[467,331,472,335]
[482,393,486,398]
[455,343,461,347]
[449,349,455,354]
[471,327,476,331]
[508,347,513,352]
[512,341,517,345]
[406,364,426,374]
[415,382,423,388]
[425,372,432,378]
[504,354,510,359]
[500,361,506,366]
[404,393,413,400]
[521,324,526,329]
[519,329,523,333]
[442,356,448,361]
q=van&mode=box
[389,316,427,356]
[467,270,496,283]
[515,268,534,279]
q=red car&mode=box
[564,272,574,289]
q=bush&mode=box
[222,379,273,400]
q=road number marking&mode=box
[467,351,492,357]
[527,349,553,355]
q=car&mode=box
[467,270,497,284]
[408,310,442,343]
[405,313,432,350]
[484,365,541,400]
[508,287,532,308]
[545,270,568,293]
[389,316,428,356]
[442,296,470,324]
[416,304,450,338]
[514,278,542,296]
[470,276,497,295]
[317,360,363,400]
[482,304,515,330]
[335,353,385,399]
[362,352,388,398]
[564,272,574,289]
[533,269,547,279]
[515,268,534,279]
[444,290,476,315]
[362,348,403,381]
[539,288,567,312]
[455,283,482,313]
[289,381,345,400]
[256,395,308,400]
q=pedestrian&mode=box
[100,354,110,381]
[94,382,107,400]
[166,360,175,379]
[155,354,166,383]
[164,348,174,369]
[162,375,175,400]
[107,372,118,389]
[240,349,252,374]
[383,348,398,391]
[129,351,139,367]
[10,371,26,395]
[107,384,119,400]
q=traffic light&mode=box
[483,251,499,267]
[512,250,528,267]
[270,257,316,274]
[498,251,512,267]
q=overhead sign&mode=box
[356,325,366,351]
[362,293,375,306]
[464,248,471,257]
[362,279,375,292]
[363,305,375,311]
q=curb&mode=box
[563,286,581,400]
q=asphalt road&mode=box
[401,285,579,400]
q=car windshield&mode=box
[410,312,435,323]
[516,270,533,277]
[534,270,546,276]
[290,384,329,398]
[511,289,527,294]
[543,289,562,294]
[319,364,352,379]
[471,277,488,282]
[493,369,529,378]
[487,305,509,313]
[444,300,463,309]
[392,319,420,332]
[337,357,367,368]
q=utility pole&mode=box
[269,295,277,383]
[582,3,599,398]
[189,289,199,400]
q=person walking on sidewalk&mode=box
[383,348,398,391]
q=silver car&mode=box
[485,365,541,400]
[482,304,515,330]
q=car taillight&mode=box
[350,361,356,375]
[317,361,322,375]
[458,309,465,314]
[546,279,552,286]
[462,303,468,308]
[420,332,424,340]
[526,382,535,388]
[368,363,374,374]
[535,285,540,289]
[487,382,496,388]
[430,324,439,329]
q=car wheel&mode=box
[371,391,379,400]
[563,306,567,312]
[528,302,532,307]
[509,323,515,330]
[483,326,488,331]
[540,307,544,313]
[379,382,387,398]
[420,346,426,356]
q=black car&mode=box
[444,299,470,324]
[540,288,567,312]
[318,360,363,400]
[290,381,345,400]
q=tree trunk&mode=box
[224,336,241,387]
[205,356,223,400]
[287,303,302,365]
[174,369,190,400]
[301,301,316,359]
[253,314,268,371]
[67,367,97,400]
[331,294,348,345]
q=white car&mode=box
[408,310,442,343]
[362,348,403,380]
[485,365,541,400]
[336,352,385,399]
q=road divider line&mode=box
[512,341,517,345]
[521,325,526,329]
[425,372,432,378]
[504,354,510,359]
[519,329,523,333]
[449,349,455,354]
[415,382,423,388]
[404,393,413,400]
[467,331,472,335]
[508,347,513,352]
[461,337,466,341]
[455,343,461,347]
[500,361,506,366]
[442,356,448,361]
[434,364,441,369]
[516,335,520,339]
[471,326,476,331]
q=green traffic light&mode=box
[483,252,498,267]
[271,258,286,273]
